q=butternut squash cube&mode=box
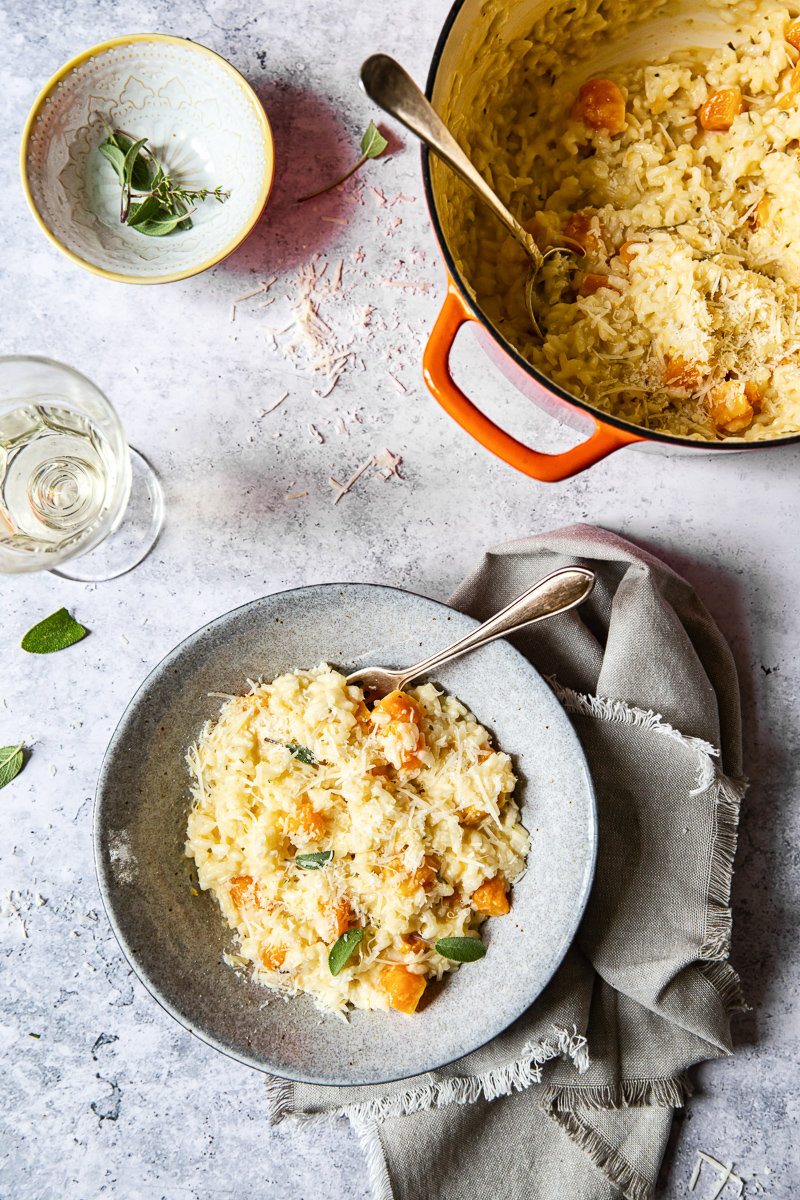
[228,875,263,911]
[571,79,627,134]
[698,88,744,131]
[707,380,754,433]
[285,799,327,840]
[261,944,287,971]
[472,875,510,915]
[380,964,427,1014]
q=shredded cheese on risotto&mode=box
[185,664,528,1018]
[438,0,800,441]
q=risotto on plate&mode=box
[185,664,528,1018]
[441,0,800,442]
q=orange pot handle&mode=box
[423,283,643,482]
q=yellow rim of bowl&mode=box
[19,32,275,285]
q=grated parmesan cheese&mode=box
[185,666,528,1017]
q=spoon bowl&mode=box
[359,53,584,336]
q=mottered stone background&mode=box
[1,0,798,1196]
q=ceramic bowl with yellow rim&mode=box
[20,34,275,284]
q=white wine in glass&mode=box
[0,356,163,579]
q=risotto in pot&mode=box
[441,0,800,441]
[185,665,528,1018]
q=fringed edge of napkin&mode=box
[265,1029,590,1200]
[542,1109,654,1200]
[264,1026,589,1128]
[264,685,748,1200]
[550,680,748,1016]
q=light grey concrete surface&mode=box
[1,1,798,1197]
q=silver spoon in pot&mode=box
[347,566,595,700]
[359,53,584,339]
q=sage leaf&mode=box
[134,212,186,238]
[122,138,148,187]
[21,608,88,654]
[0,744,24,790]
[360,119,388,159]
[126,194,161,226]
[287,743,315,765]
[329,927,364,976]
[98,142,126,183]
[296,850,334,870]
[130,153,152,192]
[434,937,486,963]
[298,120,388,202]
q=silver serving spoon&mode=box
[347,567,595,699]
[359,53,584,338]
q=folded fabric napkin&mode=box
[266,525,747,1200]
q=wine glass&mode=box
[0,355,164,580]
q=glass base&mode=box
[50,447,164,582]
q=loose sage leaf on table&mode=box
[0,744,24,790]
[298,119,388,202]
[287,742,315,765]
[360,119,388,159]
[21,608,88,654]
[296,850,334,870]
[329,927,364,976]
[434,937,486,963]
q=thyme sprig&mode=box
[97,118,230,238]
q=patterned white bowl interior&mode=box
[25,39,271,279]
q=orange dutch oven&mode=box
[420,0,800,482]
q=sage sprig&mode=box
[98,119,229,237]
[21,608,88,654]
[298,120,388,202]
[329,927,364,975]
[434,937,486,963]
[296,851,333,870]
[0,744,24,790]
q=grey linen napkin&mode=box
[266,525,746,1200]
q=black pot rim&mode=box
[420,0,800,453]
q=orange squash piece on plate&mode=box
[261,944,287,971]
[329,896,357,940]
[371,689,426,769]
[228,875,264,911]
[380,964,427,1014]
[571,79,627,134]
[698,88,744,130]
[472,874,510,915]
[285,798,326,840]
[390,853,440,898]
[786,18,800,49]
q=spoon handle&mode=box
[394,567,595,690]
[360,53,541,266]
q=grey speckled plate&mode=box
[94,583,596,1086]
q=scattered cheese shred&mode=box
[329,455,375,504]
[374,447,403,480]
[261,392,289,415]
